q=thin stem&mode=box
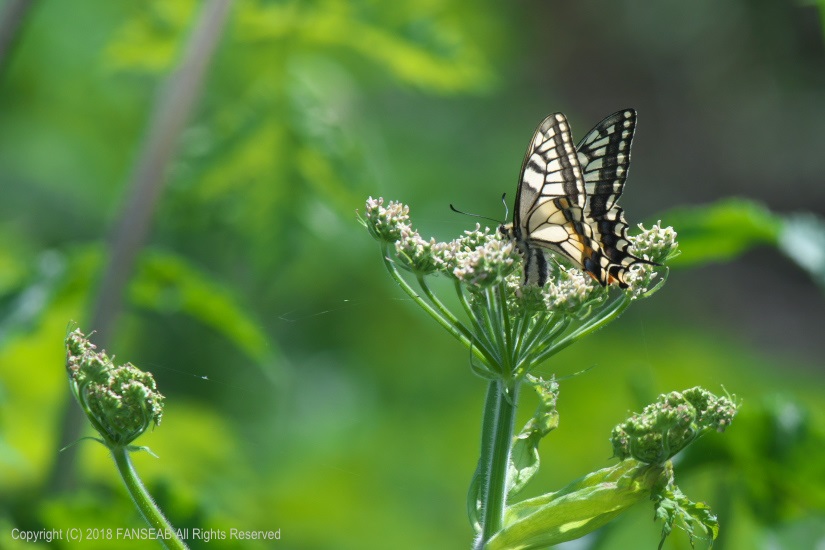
[418,275,497,367]
[477,379,520,548]
[520,315,570,368]
[471,292,503,368]
[417,275,465,330]
[510,312,526,360]
[383,251,466,343]
[483,287,509,372]
[497,283,515,370]
[534,293,631,364]
[111,446,188,550]
[514,311,551,364]
[454,281,499,366]
[382,248,493,368]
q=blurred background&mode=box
[1,0,824,548]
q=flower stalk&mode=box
[65,328,188,550]
[359,197,733,549]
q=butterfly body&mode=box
[501,109,652,288]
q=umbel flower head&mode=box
[360,197,679,379]
[66,328,164,447]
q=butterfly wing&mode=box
[512,113,600,285]
[576,109,649,287]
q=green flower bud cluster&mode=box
[66,329,164,447]
[611,387,738,464]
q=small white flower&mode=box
[544,266,604,313]
[363,197,411,242]
[394,225,443,274]
[630,222,678,264]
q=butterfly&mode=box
[499,109,652,288]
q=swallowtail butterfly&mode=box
[499,109,651,288]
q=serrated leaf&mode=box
[653,472,718,550]
[507,376,559,496]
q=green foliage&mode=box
[657,198,781,267]
[653,477,718,550]
[656,199,825,295]
[507,376,559,497]
[778,213,825,289]
[131,248,285,382]
[2,1,825,548]
[489,460,667,550]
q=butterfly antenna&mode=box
[500,193,509,221]
[449,204,502,225]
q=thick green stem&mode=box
[477,380,520,548]
[111,446,188,550]
[468,381,500,530]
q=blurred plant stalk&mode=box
[50,0,234,492]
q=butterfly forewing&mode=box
[510,113,600,285]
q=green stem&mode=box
[497,283,515,371]
[477,380,520,548]
[111,446,188,550]
[533,293,631,364]
[482,287,509,372]
[381,246,486,364]
[454,281,500,366]
[418,275,497,368]
[469,381,500,531]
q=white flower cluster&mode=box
[437,225,518,289]
[629,221,678,264]
[363,196,410,242]
[365,197,678,314]
[394,225,444,275]
[543,265,605,314]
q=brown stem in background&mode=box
[0,0,35,75]
[49,0,234,492]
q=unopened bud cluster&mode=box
[611,387,738,464]
[66,329,164,446]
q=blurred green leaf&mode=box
[655,198,781,267]
[131,248,286,385]
[778,213,825,289]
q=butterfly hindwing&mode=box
[576,109,650,286]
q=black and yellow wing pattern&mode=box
[501,109,651,288]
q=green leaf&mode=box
[507,376,559,497]
[486,460,666,550]
[130,248,287,385]
[778,213,825,289]
[655,198,781,267]
[653,470,718,549]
